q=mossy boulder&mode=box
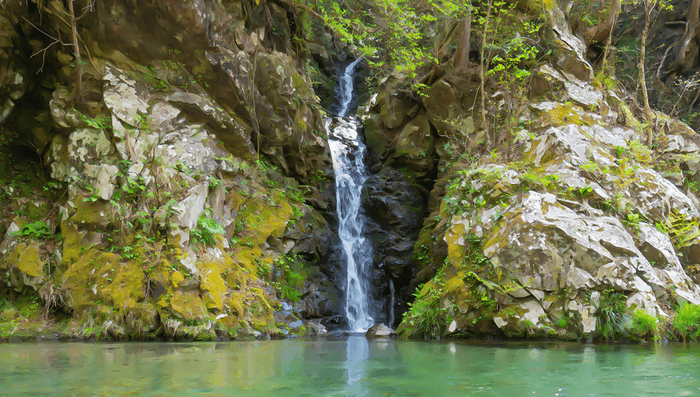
[0,307,17,321]
[362,114,390,158]
[375,87,418,130]
[2,241,44,291]
[389,111,436,178]
[163,290,209,323]
[422,76,475,137]
[69,196,121,229]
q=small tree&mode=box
[26,0,92,104]
[639,0,658,146]
[67,0,83,102]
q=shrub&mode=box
[630,309,658,341]
[401,283,448,340]
[190,215,224,246]
[673,303,700,342]
[595,290,628,340]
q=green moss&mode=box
[537,102,597,128]
[62,250,144,319]
[200,268,227,311]
[235,190,293,245]
[24,201,51,222]
[619,103,644,133]
[5,241,44,281]
[71,196,120,227]
[165,290,209,322]
[171,271,185,288]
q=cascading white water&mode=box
[388,279,395,328]
[336,58,362,118]
[327,59,374,332]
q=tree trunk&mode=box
[640,0,655,146]
[480,0,492,150]
[600,0,621,72]
[68,0,82,102]
[580,0,621,45]
[690,0,699,33]
[682,0,700,72]
[666,0,700,87]
[452,14,472,73]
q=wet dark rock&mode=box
[362,168,425,233]
[361,167,428,322]
[293,268,341,319]
[321,314,349,332]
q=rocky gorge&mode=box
[1,0,700,342]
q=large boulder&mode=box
[536,0,593,81]
[365,323,396,338]
[2,241,45,291]
[388,111,436,178]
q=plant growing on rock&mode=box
[630,309,659,341]
[595,289,629,341]
[401,279,449,340]
[191,214,225,247]
[673,303,700,342]
[12,221,53,240]
[271,253,307,302]
[657,209,700,251]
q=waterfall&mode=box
[327,59,374,332]
[337,58,362,118]
[388,279,395,328]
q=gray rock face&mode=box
[428,157,700,337]
[208,49,333,182]
[530,65,602,110]
[390,0,700,338]
[485,191,700,308]
[541,3,593,81]
[361,167,427,323]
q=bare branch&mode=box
[21,16,72,74]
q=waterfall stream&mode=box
[326,59,374,332]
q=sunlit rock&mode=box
[365,323,396,338]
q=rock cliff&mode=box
[2,0,700,342]
[0,0,347,340]
[374,0,700,340]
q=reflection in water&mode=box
[1,340,700,396]
[345,335,369,394]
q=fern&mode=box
[12,221,52,240]
[190,215,224,246]
[658,209,700,248]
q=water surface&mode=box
[1,337,699,396]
